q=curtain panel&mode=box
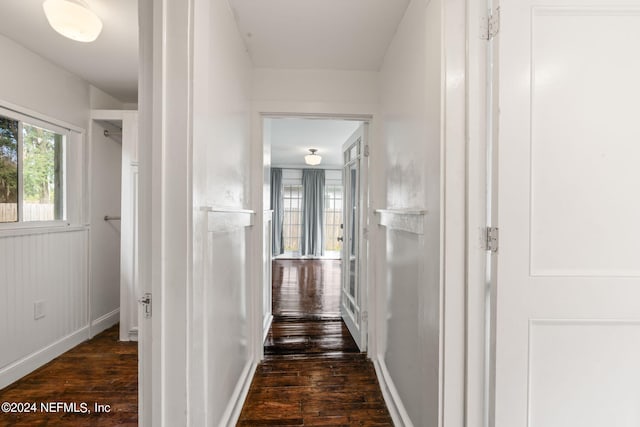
[301,169,325,256]
[270,168,284,255]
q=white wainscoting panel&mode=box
[0,228,89,388]
[199,208,253,424]
[376,208,428,426]
[529,320,640,427]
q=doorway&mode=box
[89,118,123,339]
[261,116,370,355]
[90,110,139,343]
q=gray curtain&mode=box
[301,169,325,256]
[270,168,284,255]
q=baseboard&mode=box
[263,313,273,342]
[373,355,414,427]
[90,308,120,337]
[0,326,90,390]
[221,360,257,427]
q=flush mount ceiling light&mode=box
[43,0,103,43]
[304,149,322,166]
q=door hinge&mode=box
[139,293,152,319]
[482,7,500,40]
[484,226,499,253]
[362,311,368,323]
[364,145,370,157]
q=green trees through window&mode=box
[22,124,64,221]
[0,117,18,222]
[0,114,65,223]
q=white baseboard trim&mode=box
[373,355,414,427]
[263,313,273,342]
[221,360,258,427]
[90,308,120,337]
[0,326,90,390]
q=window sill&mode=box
[0,222,88,238]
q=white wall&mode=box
[374,1,468,426]
[0,34,92,389]
[0,35,90,129]
[253,69,379,118]
[147,0,254,424]
[253,68,378,107]
[90,86,127,110]
[89,121,122,330]
[192,0,253,423]
[376,0,442,425]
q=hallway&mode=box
[238,259,392,425]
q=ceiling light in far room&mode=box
[304,149,322,166]
[43,0,103,43]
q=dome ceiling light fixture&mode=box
[43,0,103,43]
[304,148,322,166]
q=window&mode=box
[282,184,302,252]
[324,185,343,252]
[0,112,66,223]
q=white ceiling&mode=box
[269,118,361,169]
[0,0,410,104]
[229,0,410,70]
[0,0,139,103]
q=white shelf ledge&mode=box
[201,206,255,232]
[375,208,427,235]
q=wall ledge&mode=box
[200,207,255,232]
[375,208,427,235]
[0,224,88,239]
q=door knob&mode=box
[337,236,343,242]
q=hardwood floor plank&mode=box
[272,259,342,318]
[0,325,137,427]
[239,259,393,426]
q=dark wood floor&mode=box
[0,325,137,427]
[265,318,359,356]
[0,260,392,426]
[272,259,341,318]
[238,259,393,426]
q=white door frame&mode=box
[252,111,374,363]
[465,0,499,426]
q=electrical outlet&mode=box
[34,300,45,320]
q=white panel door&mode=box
[494,2,640,426]
[341,123,368,351]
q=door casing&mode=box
[255,113,374,362]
